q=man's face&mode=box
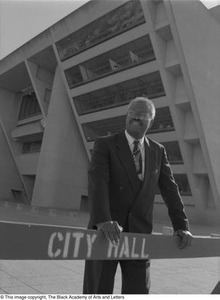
[126,101,152,139]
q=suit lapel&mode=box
[116,132,141,194]
[142,138,156,188]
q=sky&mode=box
[0,0,220,60]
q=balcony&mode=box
[73,71,165,115]
[11,121,44,142]
[65,35,155,88]
[81,106,174,142]
[56,0,146,61]
[15,152,40,175]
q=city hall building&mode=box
[0,0,220,226]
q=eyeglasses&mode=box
[127,111,151,121]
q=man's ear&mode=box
[148,118,154,130]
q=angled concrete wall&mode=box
[0,118,26,201]
[32,66,89,209]
[0,88,30,202]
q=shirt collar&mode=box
[124,130,149,147]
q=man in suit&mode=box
[83,97,193,294]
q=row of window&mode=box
[65,35,155,88]
[89,139,182,166]
[20,131,182,164]
[73,71,165,115]
[82,107,174,142]
[81,171,192,211]
[56,0,145,61]
[22,142,189,193]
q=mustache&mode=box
[130,119,142,125]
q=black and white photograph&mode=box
[0,0,219,296]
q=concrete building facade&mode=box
[0,0,219,226]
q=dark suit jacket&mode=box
[87,131,189,234]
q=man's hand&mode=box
[174,229,194,249]
[97,221,123,245]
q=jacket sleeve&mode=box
[158,146,189,231]
[88,138,112,227]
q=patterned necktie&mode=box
[133,140,142,179]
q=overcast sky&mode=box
[0,0,219,60]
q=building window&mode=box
[73,71,165,115]
[65,67,83,87]
[174,174,192,195]
[56,0,145,61]
[18,92,41,120]
[22,141,42,154]
[44,89,51,104]
[161,141,183,164]
[149,107,174,134]
[82,116,126,142]
[65,35,155,88]
[82,106,174,142]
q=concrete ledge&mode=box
[211,233,220,238]
[0,200,78,220]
